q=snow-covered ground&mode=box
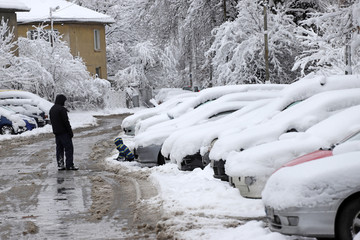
[0,107,314,239]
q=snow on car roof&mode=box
[160,98,276,166]
[134,90,280,148]
[17,0,115,24]
[209,85,360,162]
[262,151,360,210]
[224,104,360,177]
[121,91,198,129]
[167,84,284,119]
[154,88,194,104]
[0,90,52,113]
[135,100,250,148]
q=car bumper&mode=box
[135,144,162,166]
[210,159,228,181]
[180,152,204,171]
[265,205,336,238]
[229,175,267,199]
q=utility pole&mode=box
[223,0,227,22]
[263,1,270,82]
[339,0,353,75]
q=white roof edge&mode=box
[18,17,115,24]
[17,0,115,25]
[0,0,30,12]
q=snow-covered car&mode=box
[121,91,198,136]
[0,99,47,127]
[128,84,284,136]
[277,126,360,171]
[134,88,283,167]
[225,104,360,198]
[160,98,277,171]
[262,151,360,239]
[0,90,52,124]
[208,74,360,181]
[0,107,28,134]
[1,106,38,131]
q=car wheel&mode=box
[1,125,13,135]
[157,152,166,165]
[335,197,360,240]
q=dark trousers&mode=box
[55,133,74,168]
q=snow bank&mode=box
[262,151,360,210]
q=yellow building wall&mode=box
[17,22,108,79]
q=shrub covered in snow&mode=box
[0,21,110,110]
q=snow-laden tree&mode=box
[0,19,54,98]
[293,0,360,75]
[0,18,16,68]
[16,25,110,109]
[207,0,300,85]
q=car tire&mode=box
[335,197,360,240]
[1,125,13,135]
[157,152,165,165]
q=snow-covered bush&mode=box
[17,25,110,109]
[0,20,110,109]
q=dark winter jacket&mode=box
[114,137,134,160]
[50,94,73,137]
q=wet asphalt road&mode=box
[0,114,159,240]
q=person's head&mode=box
[55,94,67,106]
[114,137,123,146]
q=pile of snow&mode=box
[262,151,360,210]
[105,140,311,240]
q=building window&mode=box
[94,29,100,51]
[95,67,101,78]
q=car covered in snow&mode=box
[134,87,283,167]
[0,99,47,127]
[262,151,360,239]
[121,91,198,136]
[225,103,360,198]
[1,106,38,131]
[127,84,284,137]
[160,97,278,171]
[208,75,360,181]
[0,90,52,125]
[0,107,30,134]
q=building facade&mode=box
[16,0,114,79]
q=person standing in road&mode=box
[50,94,78,170]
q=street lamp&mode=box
[49,6,60,47]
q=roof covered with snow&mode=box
[17,0,115,24]
[0,0,30,12]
